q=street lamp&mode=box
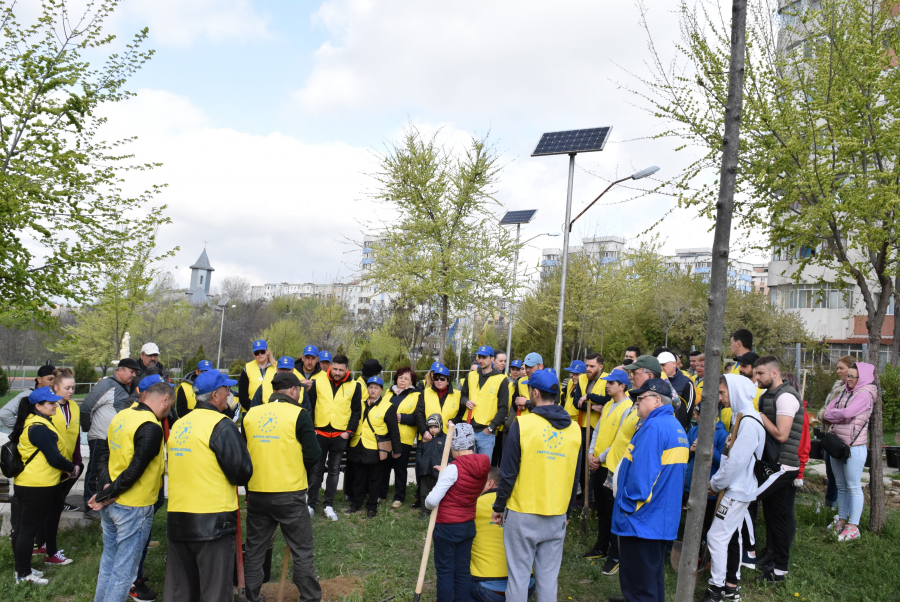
[568,165,660,230]
[215,298,236,370]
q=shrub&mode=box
[0,365,8,396]
[880,364,900,431]
[73,357,97,395]
[228,357,245,378]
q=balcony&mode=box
[361,258,374,265]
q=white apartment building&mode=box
[664,248,754,293]
[541,236,627,275]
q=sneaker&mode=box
[740,550,757,570]
[63,502,80,512]
[391,500,403,509]
[44,550,73,565]
[699,585,723,602]
[581,547,607,560]
[129,577,158,601]
[15,572,49,585]
[83,509,101,522]
[754,551,774,573]
[410,500,422,509]
[838,524,861,542]
[308,506,314,517]
[32,544,46,556]
[344,506,361,515]
[323,506,339,522]
[757,569,786,583]
[366,510,377,519]
[601,557,619,576]
[723,584,741,601]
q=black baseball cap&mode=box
[736,352,760,367]
[272,372,302,390]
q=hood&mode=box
[669,370,691,388]
[847,362,876,392]
[724,373,760,420]
[532,403,572,429]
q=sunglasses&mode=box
[434,376,448,382]
[253,350,267,356]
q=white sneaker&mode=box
[308,506,314,517]
[323,506,339,522]
[16,572,49,585]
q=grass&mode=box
[0,487,899,601]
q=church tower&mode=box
[187,248,214,303]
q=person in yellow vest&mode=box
[175,359,213,420]
[318,350,332,373]
[164,370,252,602]
[459,346,509,462]
[582,369,632,570]
[416,364,461,437]
[379,366,424,509]
[87,381,173,602]
[347,376,401,518]
[694,352,706,401]
[249,356,310,409]
[242,372,323,602]
[502,359,530,436]
[508,359,525,383]
[345,359,382,504]
[238,339,276,412]
[297,344,323,390]
[306,354,361,521]
[688,350,702,383]
[8,387,76,585]
[566,353,611,506]
[469,466,536,600]
[491,370,581,602]
[729,329,753,375]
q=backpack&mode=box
[0,438,39,479]
[742,415,781,484]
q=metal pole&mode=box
[505,223,521,373]
[553,153,576,375]
[217,306,226,370]
[456,320,463,386]
[795,341,802,373]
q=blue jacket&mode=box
[684,419,728,498]
[612,404,688,540]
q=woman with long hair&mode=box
[9,387,76,585]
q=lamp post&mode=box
[215,298,235,370]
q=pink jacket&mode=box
[824,362,875,446]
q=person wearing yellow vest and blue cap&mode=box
[296,345,322,391]
[238,340,276,412]
[175,359,213,420]
[87,381,173,602]
[242,371,322,602]
[318,351,332,373]
[164,370,253,602]
[249,356,310,409]
[491,369,581,602]
[508,359,524,383]
[459,346,509,462]
[611,378,688,602]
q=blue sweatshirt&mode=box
[684,419,728,499]
[612,404,688,541]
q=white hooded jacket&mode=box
[709,374,766,502]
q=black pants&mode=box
[619,536,667,602]
[351,461,383,513]
[83,439,102,506]
[419,474,438,506]
[759,473,797,572]
[244,490,321,602]
[163,536,234,602]
[379,443,411,502]
[577,426,593,503]
[36,478,78,555]
[592,467,616,556]
[11,485,55,577]
[344,459,357,501]
[307,435,348,509]
[726,530,742,584]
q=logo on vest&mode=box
[170,422,193,456]
[254,412,280,442]
[109,422,125,450]
[541,425,564,452]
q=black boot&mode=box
[723,584,741,601]
[699,585,724,602]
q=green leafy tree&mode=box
[0,1,170,328]
[0,364,8,396]
[259,317,305,359]
[365,126,520,364]
[184,345,207,375]
[228,357,246,379]
[73,356,96,395]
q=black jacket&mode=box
[94,404,164,503]
[388,386,426,436]
[457,368,510,431]
[238,362,273,411]
[349,396,401,465]
[167,400,253,542]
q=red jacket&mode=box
[798,400,810,479]
[436,453,490,524]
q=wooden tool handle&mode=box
[414,423,456,597]
[276,544,290,602]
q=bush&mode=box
[0,365,8,396]
[803,362,840,410]
[228,357,245,378]
[184,345,208,375]
[881,364,900,431]
[73,357,97,395]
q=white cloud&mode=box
[112,0,271,46]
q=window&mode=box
[780,1,802,28]
[777,283,852,309]
[200,275,204,285]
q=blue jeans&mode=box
[136,485,166,580]
[433,521,476,602]
[830,445,866,525]
[94,503,155,602]
[473,430,495,461]
[470,578,535,601]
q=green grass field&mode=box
[0,479,898,601]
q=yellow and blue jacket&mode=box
[612,404,688,541]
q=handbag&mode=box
[0,439,39,479]
[821,427,864,461]
[365,411,392,461]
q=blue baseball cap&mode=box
[430,361,443,372]
[197,360,213,372]
[194,370,238,395]
[366,375,384,387]
[252,339,267,352]
[523,352,543,367]
[564,360,587,374]
[318,351,332,362]
[510,359,524,368]
[277,356,295,370]
[476,345,495,358]
[433,364,450,377]
[138,374,174,391]
[601,368,632,388]
[303,345,319,357]
[29,387,62,404]
[522,370,560,395]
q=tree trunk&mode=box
[674,1,747,599]
[891,273,900,368]
[438,295,449,365]
[866,320,887,532]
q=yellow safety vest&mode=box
[244,401,308,492]
[245,361,275,403]
[695,378,704,403]
[16,414,65,487]
[423,388,461,434]
[564,373,608,429]
[606,408,640,474]
[507,377,531,420]
[49,400,80,460]
[311,373,359,431]
[467,372,507,426]
[179,382,197,413]
[352,397,392,450]
[593,398,634,468]
[108,407,164,507]
[507,413,580,516]
[471,491,507,579]
[388,390,421,446]
[261,369,306,404]
[167,408,238,513]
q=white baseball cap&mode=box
[657,352,677,364]
[141,343,160,355]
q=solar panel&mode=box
[500,209,538,225]
[531,127,613,157]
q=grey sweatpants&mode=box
[502,508,567,602]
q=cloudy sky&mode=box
[81,0,765,290]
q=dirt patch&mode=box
[260,576,363,602]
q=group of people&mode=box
[1,328,878,602]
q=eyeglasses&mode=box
[253,350,267,356]
[847,375,859,380]
[434,376,448,382]
[636,393,660,402]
